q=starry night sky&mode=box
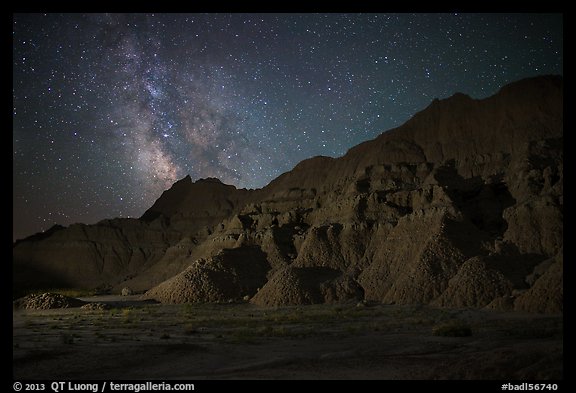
[12,13,563,241]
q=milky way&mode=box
[12,13,563,240]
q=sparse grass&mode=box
[499,324,562,339]
[141,305,157,315]
[13,299,565,380]
[109,308,120,316]
[164,302,400,341]
[122,308,133,324]
[183,324,197,335]
[182,303,196,315]
[18,302,405,341]
[14,302,478,344]
[432,320,473,337]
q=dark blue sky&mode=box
[12,13,563,240]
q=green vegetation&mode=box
[16,302,469,339]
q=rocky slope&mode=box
[13,75,563,313]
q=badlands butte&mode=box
[13,75,563,314]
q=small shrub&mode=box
[121,308,134,324]
[184,324,197,335]
[109,308,120,316]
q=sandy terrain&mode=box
[13,296,562,380]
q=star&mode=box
[12,13,563,240]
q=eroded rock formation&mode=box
[13,75,563,313]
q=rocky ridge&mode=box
[13,75,563,313]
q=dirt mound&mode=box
[292,223,370,272]
[358,208,488,305]
[251,266,363,306]
[514,252,563,314]
[432,256,513,308]
[14,293,85,310]
[144,246,271,303]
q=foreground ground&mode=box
[13,296,562,379]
